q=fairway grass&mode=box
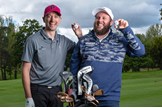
[121,77,162,107]
[0,79,24,107]
[0,70,162,107]
[121,70,162,107]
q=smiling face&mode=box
[43,12,61,32]
[93,11,113,36]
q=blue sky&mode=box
[0,0,161,40]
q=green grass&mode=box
[0,70,162,107]
[0,79,24,107]
[120,70,162,107]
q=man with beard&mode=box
[70,7,145,107]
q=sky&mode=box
[0,0,161,41]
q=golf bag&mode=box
[57,66,104,107]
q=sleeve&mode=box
[21,37,35,63]
[70,41,81,76]
[119,26,145,57]
[61,35,76,53]
[66,37,76,53]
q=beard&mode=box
[93,23,111,36]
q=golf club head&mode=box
[60,71,74,92]
[82,74,93,95]
[77,66,93,95]
[92,84,99,92]
[66,76,73,88]
[78,66,93,74]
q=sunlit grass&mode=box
[0,70,162,107]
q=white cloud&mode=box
[0,0,161,35]
[132,26,149,35]
[58,28,90,42]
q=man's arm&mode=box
[71,23,83,38]
[70,41,81,76]
[116,19,145,56]
[22,61,35,107]
[22,61,32,98]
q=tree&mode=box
[0,16,16,80]
[146,24,162,39]
[150,36,162,69]
[12,19,42,79]
[146,24,162,70]
[0,18,42,80]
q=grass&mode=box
[0,79,24,107]
[120,70,162,107]
[0,70,162,107]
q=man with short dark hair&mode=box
[21,4,80,107]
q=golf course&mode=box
[0,70,162,107]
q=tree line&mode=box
[0,16,161,80]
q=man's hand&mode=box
[25,98,35,107]
[71,23,83,38]
[115,19,129,29]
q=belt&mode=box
[31,83,60,89]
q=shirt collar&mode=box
[40,28,59,41]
